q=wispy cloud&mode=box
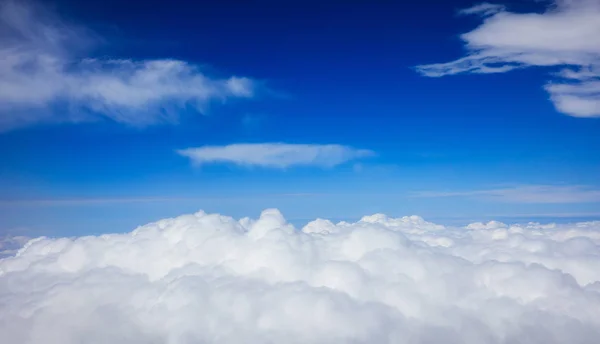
[0,197,197,207]
[0,0,255,131]
[483,211,600,219]
[413,184,600,204]
[177,143,375,168]
[0,235,30,258]
[458,2,505,16]
[0,193,325,207]
[416,0,600,118]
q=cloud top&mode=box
[2,209,600,343]
[177,143,375,168]
[0,0,255,131]
[416,0,600,118]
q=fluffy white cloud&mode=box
[2,209,600,343]
[416,0,600,118]
[414,184,600,203]
[0,1,255,131]
[177,143,375,168]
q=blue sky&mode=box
[1,0,599,237]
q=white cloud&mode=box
[177,143,375,168]
[458,2,506,16]
[2,209,600,343]
[0,235,30,258]
[415,0,600,118]
[0,0,255,131]
[413,184,600,203]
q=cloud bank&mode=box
[416,0,600,118]
[0,0,255,131]
[414,184,600,203]
[2,209,600,343]
[177,143,375,168]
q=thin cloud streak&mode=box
[0,193,325,207]
[413,185,600,204]
[177,143,375,168]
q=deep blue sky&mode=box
[1,0,599,237]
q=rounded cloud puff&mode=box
[2,209,600,343]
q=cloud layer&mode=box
[414,184,600,203]
[2,209,600,343]
[177,143,375,168]
[0,1,255,131]
[416,0,600,118]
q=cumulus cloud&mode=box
[177,143,375,168]
[2,209,600,343]
[0,0,255,131]
[413,184,600,203]
[415,0,600,118]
